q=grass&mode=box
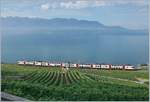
[78,68,149,81]
[1,64,149,101]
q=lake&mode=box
[1,28,149,65]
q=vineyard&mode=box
[23,70,92,86]
[1,64,149,101]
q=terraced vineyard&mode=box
[1,64,149,101]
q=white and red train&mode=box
[17,61,136,70]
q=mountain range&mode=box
[1,17,148,35]
[1,17,148,64]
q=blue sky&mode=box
[1,0,149,29]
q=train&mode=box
[17,60,138,70]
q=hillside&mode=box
[1,64,149,101]
[1,17,148,34]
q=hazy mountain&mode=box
[1,17,148,64]
[2,17,105,29]
[1,17,148,35]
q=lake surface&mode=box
[2,29,149,65]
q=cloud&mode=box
[40,0,148,10]
[41,3,50,10]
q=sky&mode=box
[1,0,149,30]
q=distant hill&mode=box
[1,17,148,35]
[1,17,149,64]
[2,17,105,29]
